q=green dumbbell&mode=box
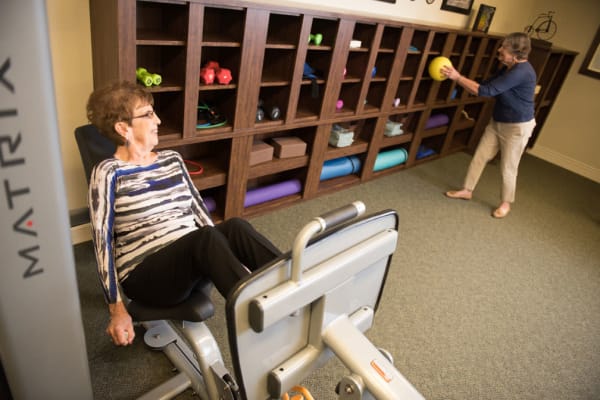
[136,67,153,87]
[309,33,323,46]
[150,73,162,86]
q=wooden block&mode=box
[249,140,274,166]
[271,136,307,158]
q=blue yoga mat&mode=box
[320,156,361,180]
[373,148,407,171]
[416,145,436,159]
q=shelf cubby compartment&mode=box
[202,6,245,44]
[394,79,412,109]
[479,39,502,79]
[380,26,403,52]
[387,111,421,137]
[422,106,455,138]
[152,91,185,142]
[351,22,377,49]
[197,89,236,133]
[308,17,340,49]
[416,135,444,162]
[451,35,469,56]
[429,32,448,55]
[243,169,306,216]
[261,48,296,84]
[173,138,231,191]
[266,13,302,47]
[256,86,290,127]
[345,51,370,82]
[413,79,433,107]
[545,54,574,100]
[297,80,325,121]
[365,81,387,112]
[199,186,226,222]
[136,45,187,90]
[136,1,188,43]
[250,127,315,176]
[327,118,377,155]
[373,51,394,81]
[410,30,429,53]
[448,127,474,152]
[459,102,484,127]
[434,78,457,104]
[337,82,361,115]
[199,46,241,87]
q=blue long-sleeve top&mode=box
[478,62,537,123]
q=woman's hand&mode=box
[107,301,135,346]
[441,65,460,81]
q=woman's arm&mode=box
[89,161,135,345]
[441,65,480,95]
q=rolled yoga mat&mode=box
[244,179,302,207]
[416,145,436,159]
[320,156,361,181]
[373,148,407,171]
[424,114,450,129]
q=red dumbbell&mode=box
[215,67,232,84]
[200,67,215,84]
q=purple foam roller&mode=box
[244,179,302,207]
[424,114,449,129]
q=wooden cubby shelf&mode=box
[90,0,577,220]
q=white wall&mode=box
[46,0,600,220]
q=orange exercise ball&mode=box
[428,56,452,81]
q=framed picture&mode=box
[440,0,474,15]
[472,4,496,33]
[579,25,600,80]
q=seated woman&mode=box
[86,81,282,346]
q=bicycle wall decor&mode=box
[524,11,557,41]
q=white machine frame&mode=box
[225,202,425,399]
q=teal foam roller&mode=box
[373,148,407,171]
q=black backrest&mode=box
[74,124,116,183]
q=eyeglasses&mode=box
[131,110,156,120]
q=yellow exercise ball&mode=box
[428,56,452,81]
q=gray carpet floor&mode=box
[74,152,600,399]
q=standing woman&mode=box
[441,32,536,218]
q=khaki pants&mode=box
[464,119,536,203]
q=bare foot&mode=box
[445,189,472,200]
[492,202,511,218]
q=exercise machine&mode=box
[75,124,424,399]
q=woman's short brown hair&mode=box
[86,81,154,145]
[503,32,531,61]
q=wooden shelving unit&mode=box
[89,0,577,221]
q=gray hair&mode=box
[503,32,531,60]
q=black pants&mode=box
[122,218,281,306]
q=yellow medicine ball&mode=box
[428,56,452,81]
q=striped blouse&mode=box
[89,150,213,304]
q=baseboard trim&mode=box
[527,145,600,183]
[71,223,91,245]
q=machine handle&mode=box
[315,201,366,232]
[291,201,366,283]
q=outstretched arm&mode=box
[441,65,480,95]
